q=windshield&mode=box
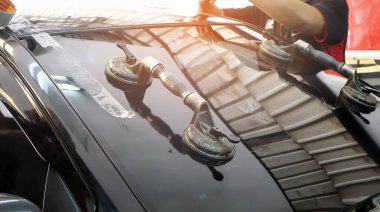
[11,14,292,211]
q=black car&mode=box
[0,9,379,212]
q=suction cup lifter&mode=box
[258,40,379,118]
[291,40,356,77]
[105,41,239,163]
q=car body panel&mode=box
[0,35,144,211]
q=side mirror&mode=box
[0,193,40,212]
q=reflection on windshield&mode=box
[44,23,273,143]
[10,17,135,119]
[125,93,225,181]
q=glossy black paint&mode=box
[0,100,47,208]
[43,166,81,212]
[0,35,142,211]
[0,54,92,211]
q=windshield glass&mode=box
[12,15,292,211]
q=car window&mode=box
[18,23,292,211]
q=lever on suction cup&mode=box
[116,41,137,65]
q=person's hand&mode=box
[198,0,222,20]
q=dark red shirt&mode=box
[222,0,349,73]
[304,0,348,63]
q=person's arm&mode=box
[248,0,324,36]
[198,1,268,27]
[312,0,348,45]
[198,0,222,17]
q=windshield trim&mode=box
[14,15,285,43]
[16,21,256,36]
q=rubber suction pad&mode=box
[258,41,292,67]
[183,125,235,163]
[105,57,152,91]
[340,86,377,114]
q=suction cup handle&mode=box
[294,40,355,77]
[151,63,192,99]
[137,57,238,163]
